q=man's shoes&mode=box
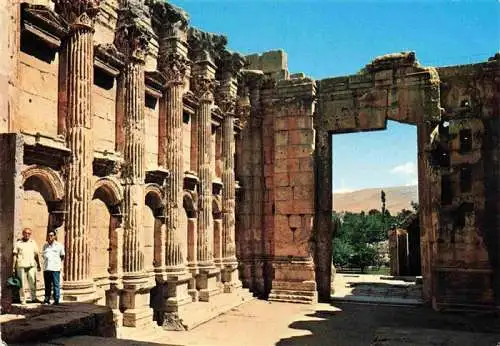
[42,300,50,305]
[52,301,59,305]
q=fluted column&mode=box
[222,112,236,262]
[115,11,150,278]
[55,1,100,298]
[193,73,216,268]
[161,54,189,272]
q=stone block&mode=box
[274,173,290,187]
[275,131,289,146]
[288,144,313,158]
[289,172,314,186]
[275,186,293,201]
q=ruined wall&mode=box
[432,57,500,309]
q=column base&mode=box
[62,280,97,303]
[196,267,222,302]
[269,260,318,304]
[222,261,243,293]
[253,259,265,296]
[121,273,153,328]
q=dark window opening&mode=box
[460,167,472,193]
[441,175,453,205]
[94,68,114,90]
[455,202,474,229]
[459,129,472,153]
[183,112,190,124]
[20,32,56,63]
[145,94,157,109]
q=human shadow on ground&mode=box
[275,301,499,346]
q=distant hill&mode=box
[333,185,418,214]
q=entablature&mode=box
[21,131,70,170]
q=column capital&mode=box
[149,0,189,39]
[236,94,251,128]
[54,0,100,31]
[192,75,216,102]
[216,94,237,115]
[159,53,190,86]
[115,5,151,63]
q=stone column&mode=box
[114,6,151,327]
[192,57,219,301]
[216,52,245,291]
[248,74,265,295]
[151,2,193,326]
[55,0,100,301]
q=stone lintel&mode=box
[21,3,69,50]
[145,70,166,97]
[22,132,70,170]
[94,44,125,77]
[92,152,123,178]
[183,91,199,114]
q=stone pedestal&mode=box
[196,268,222,302]
[121,275,153,328]
[269,260,318,304]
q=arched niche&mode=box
[21,165,65,292]
[90,177,124,280]
[21,165,65,239]
[145,184,165,270]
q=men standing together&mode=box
[12,228,65,305]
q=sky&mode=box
[174,0,499,192]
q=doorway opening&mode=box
[330,120,422,303]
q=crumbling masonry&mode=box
[0,0,498,330]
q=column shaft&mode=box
[197,98,214,267]
[164,82,184,270]
[122,61,146,274]
[222,114,236,261]
[64,27,93,286]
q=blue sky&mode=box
[174,0,499,192]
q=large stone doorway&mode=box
[314,53,441,303]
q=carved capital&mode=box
[236,95,251,127]
[115,5,151,63]
[192,75,216,102]
[148,0,189,36]
[188,28,227,63]
[54,0,100,30]
[216,94,237,115]
[159,53,190,85]
[218,50,246,78]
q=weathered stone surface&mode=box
[0,2,498,338]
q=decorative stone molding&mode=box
[145,183,165,201]
[21,3,69,49]
[148,0,189,34]
[192,75,216,102]
[114,4,151,63]
[159,53,190,86]
[188,28,227,63]
[21,165,65,201]
[54,0,100,30]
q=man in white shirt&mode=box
[13,228,41,304]
[42,230,65,305]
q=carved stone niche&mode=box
[145,168,171,187]
[183,171,199,192]
[21,3,69,50]
[93,151,123,177]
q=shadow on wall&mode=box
[0,303,117,344]
[275,302,500,346]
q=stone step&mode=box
[179,289,254,330]
[1,303,115,344]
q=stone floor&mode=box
[332,273,423,305]
[112,299,499,346]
